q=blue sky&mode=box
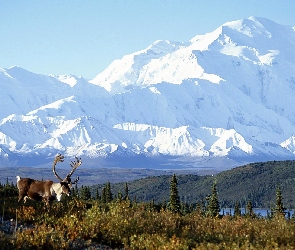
[1,1,294,79]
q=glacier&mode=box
[1,16,295,171]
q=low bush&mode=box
[4,200,294,249]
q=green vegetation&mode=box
[275,184,285,216]
[91,160,295,208]
[167,174,181,213]
[1,160,295,249]
[206,181,220,217]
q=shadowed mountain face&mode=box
[1,17,295,171]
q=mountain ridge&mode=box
[1,16,295,170]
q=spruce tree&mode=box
[234,201,241,217]
[95,188,101,201]
[80,186,91,200]
[275,185,285,216]
[101,187,107,203]
[124,182,130,201]
[246,200,254,217]
[206,181,220,217]
[167,174,180,213]
[105,181,113,203]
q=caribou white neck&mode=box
[51,182,69,201]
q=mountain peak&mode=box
[222,16,275,38]
[93,17,282,93]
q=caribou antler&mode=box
[63,156,82,184]
[52,154,82,184]
[52,154,65,182]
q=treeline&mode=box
[73,173,288,218]
[0,178,18,199]
[87,160,295,208]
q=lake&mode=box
[220,208,295,218]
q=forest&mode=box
[0,160,295,249]
[90,160,295,208]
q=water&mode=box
[220,208,295,218]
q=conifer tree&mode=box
[167,174,181,213]
[246,200,254,217]
[234,201,241,217]
[101,187,107,203]
[275,185,285,216]
[80,186,91,200]
[206,181,220,217]
[105,181,113,203]
[124,182,130,201]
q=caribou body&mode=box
[16,154,82,209]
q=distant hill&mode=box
[91,160,295,208]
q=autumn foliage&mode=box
[0,198,290,249]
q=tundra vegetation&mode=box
[1,169,295,249]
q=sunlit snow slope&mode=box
[1,16,295,170]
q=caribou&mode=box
[16,154,82,209]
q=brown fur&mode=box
[16,154,81,210]
[16,176,71,209]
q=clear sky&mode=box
[1,0,294,79]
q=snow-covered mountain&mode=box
[1,16,295,171]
